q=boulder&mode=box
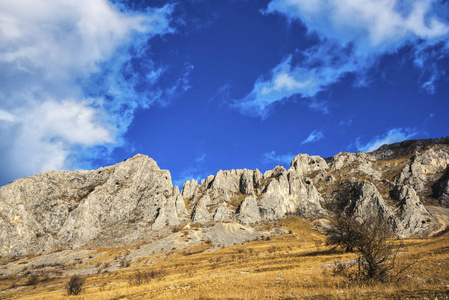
[391,185,433,236]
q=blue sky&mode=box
[0,0,449,186]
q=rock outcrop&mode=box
[433,170,449,207]
[0,155,186,257]
[290,154,327,175]
[1,138,448,257]
[186,164,328,225]
[344,181,397,226]
[396,148,449,193]
[391,184,433,236]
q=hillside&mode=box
[1,138,449,258]
[0,138,449,298]
[0,216,449,299]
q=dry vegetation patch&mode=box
[1,217,449,299]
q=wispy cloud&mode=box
[234,50,360,118]
[209,83,232,103]
[302,130,324,144]
[309,99,330,114]
[173,153,210,187]
[0,1,181,184]
[357,128,418,152]
[339,119,353,127]
[195,153,207,164]
[263,151,295,165]
[235,0,449,118]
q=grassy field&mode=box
[1,217,449,299]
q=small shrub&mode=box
[172,225,184,233]
[66,275,85,295]
[268,246,278,254]
[25,275,40,287]
[120,259,131,268]
[130,269,166,286]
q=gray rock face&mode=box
[440,182,449,207]
[391,185,433,236]
[0,155,185,257]
[344,181,400,228]
[236,195,261,224]
[188,165,328,225]
[211,170,241,193]
[181,179,198,200]
[191,193,212,224]
[396,148,449,193]
[287,170,325,217]
[213,203,232,222]
[290,154,328,175]
[338,181,436,238]
[1,138,448,258]
[433,171,449,207]
[330,152,380,179]
[253,169,263,189]
[240,169,254,195]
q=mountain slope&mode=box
[1,138,448,257]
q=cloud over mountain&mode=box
[0,0,176,183]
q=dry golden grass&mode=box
[228,193,248,211]
[376,155,413,165]
[2,217,449,299]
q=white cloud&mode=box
[263,151,295,165]
[0,110,15,122]
[235,50,360,118]
[0,0,172,79]
[266,0,449,53]
[236,0,449,118]
[357,128,418,152]
[0,0,175,184]
[302,130,324,144]
[0,99,116,183]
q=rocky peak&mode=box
[374,137,449,160]
[290,154,328,175]
[1,138,448,258]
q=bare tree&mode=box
[326,212,399,282]
[325,213,362,252]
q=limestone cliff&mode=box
[1,138,448,257]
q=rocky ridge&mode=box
[1,138,448,257]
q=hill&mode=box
[0,138,449,298]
